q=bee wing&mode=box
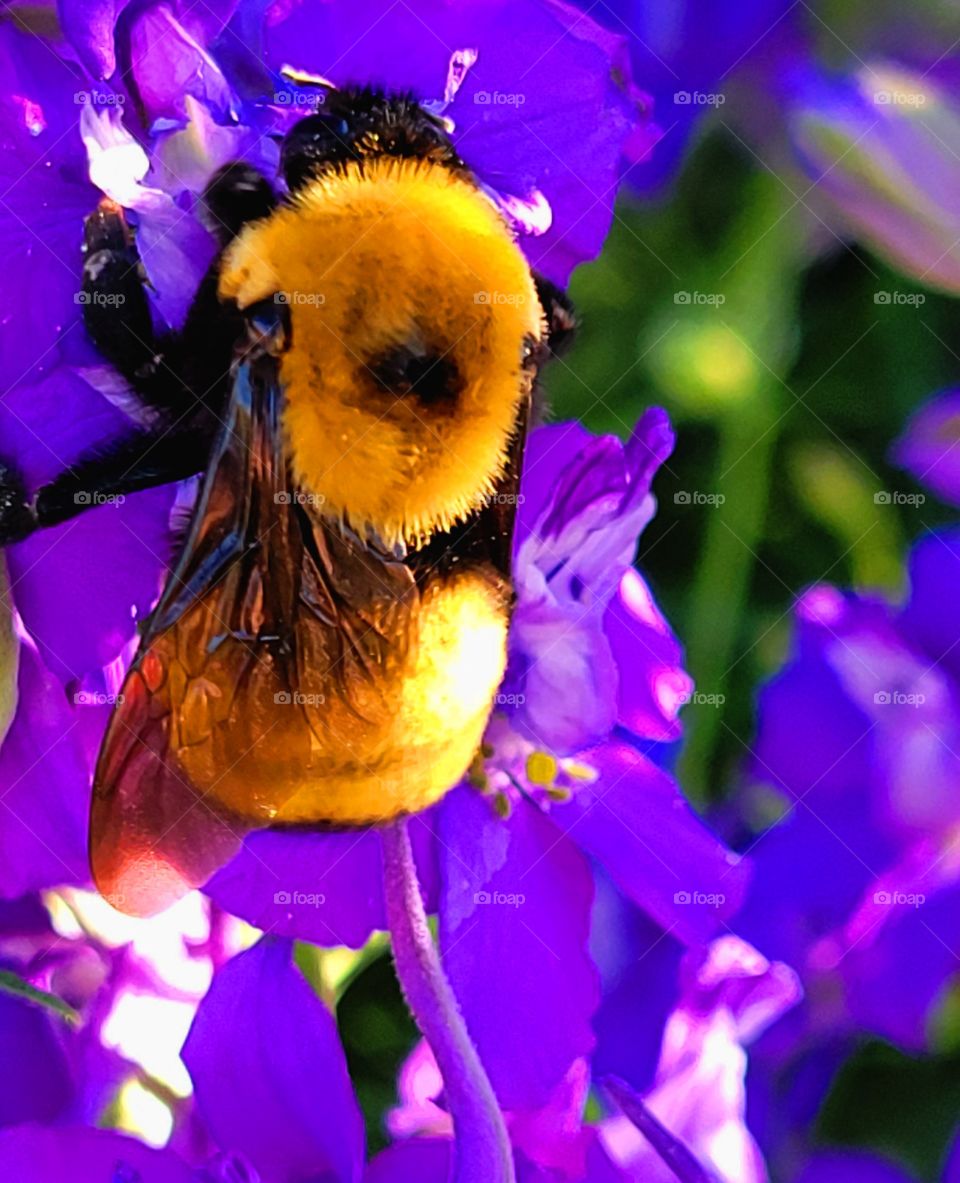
[90,350,417,916]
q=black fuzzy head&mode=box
[280,86,468,192]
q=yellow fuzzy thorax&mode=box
[219,158,545,546]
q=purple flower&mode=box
[787,64,960,293]
[726,530,960,1172]
[598,936,800,1183]
[893,388,960,507]
[600,0,802,190]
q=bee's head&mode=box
[280,86,467,190]
[219,148,544,547]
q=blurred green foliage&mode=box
[552,127,958,804]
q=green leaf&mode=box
[0,969,80,1026]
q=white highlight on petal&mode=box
[80,104,153,207]
[496,188,553,237]
[115,1079,174,1148]
[443,47,479,105]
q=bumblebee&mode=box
[0,87,575,915]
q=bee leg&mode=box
[0,460,34,545]
[533,274,578,359]
[82,199,160,385]
[0,424,213,544]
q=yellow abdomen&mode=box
[178,567,509,826]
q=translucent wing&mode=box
[90,349,417,916]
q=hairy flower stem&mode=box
[382,818,515,1183]
[604,1077,719,1183]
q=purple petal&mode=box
[438,788,599,1111]
[446,0,651,284]
[555,740,749,943]
[839,883,960,1050]
[0,1125,194,1183]
[0,27,97,388]
[57,0,128,78]
[182,937,365,1183]
[601,938,800,1183]
[365,1140,452,1183]
[0,644,99,896]
[605,569,690,743]
[515,422,595,549]
[128,4,237,124]
[207,814,438,948]
[893,390,960,507]
[509,599,619,754]
[899,529,960,683]
[127,193,217,331]
[0,990,75,1127]
[788,65,960,293]
[0,367,174,683]
[207,830,385,948]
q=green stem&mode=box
[677,396,780,802]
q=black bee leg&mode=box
[533,274,578,359]
[0,459,34,545]
[81,199,160,384]
[0,424,214,544]
[33,427,213,531]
